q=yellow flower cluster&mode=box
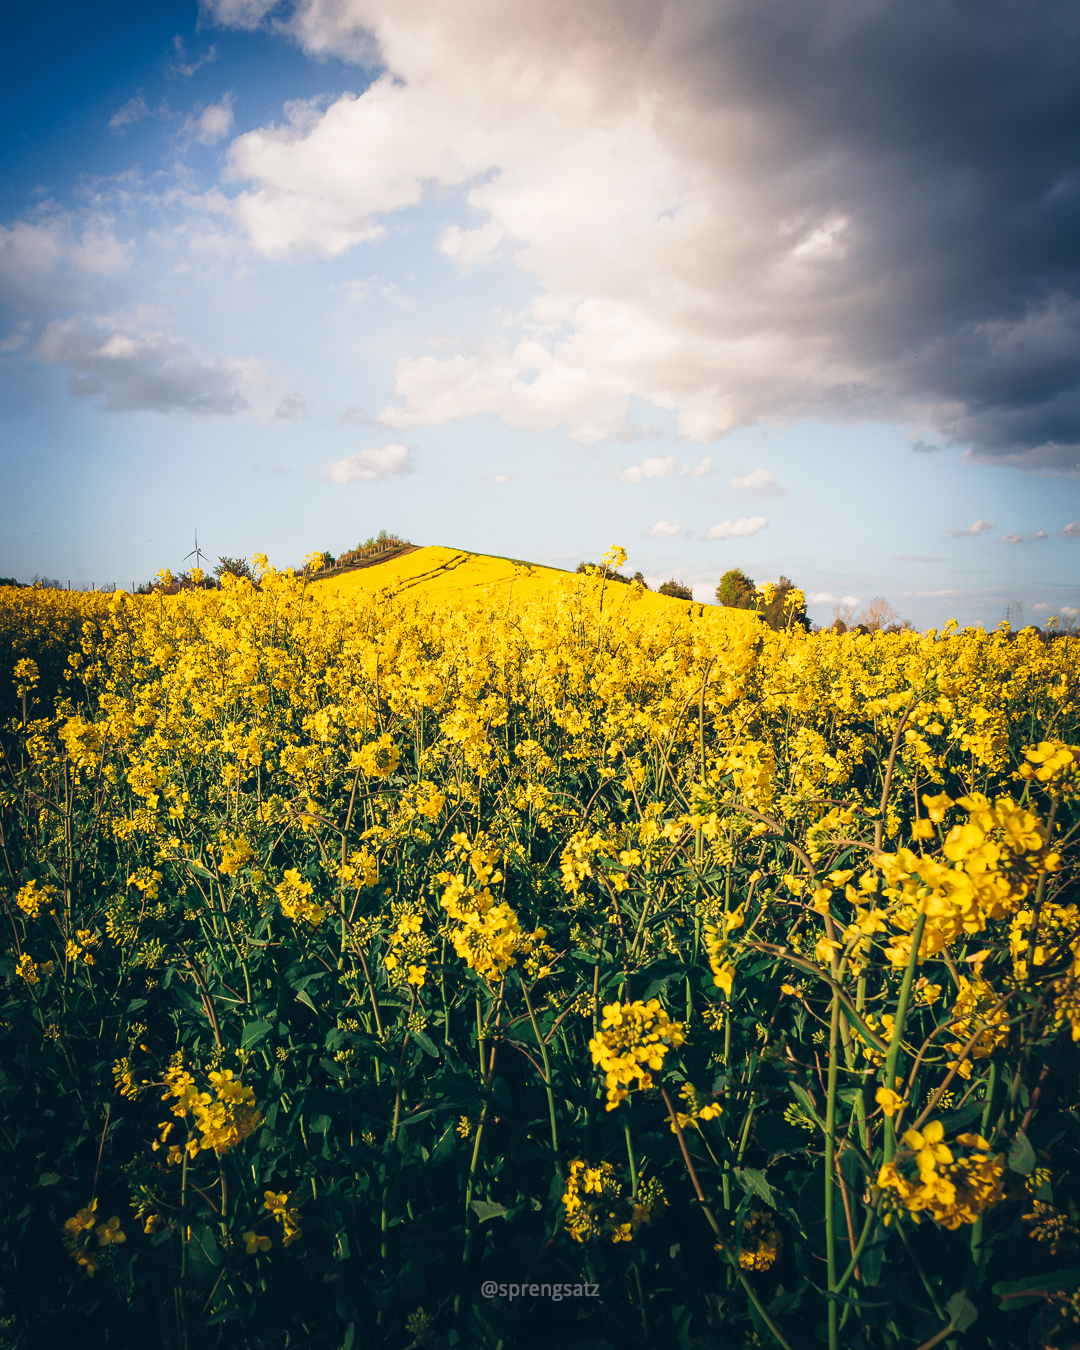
[353,733,400,779]
[383,906,433,988]
[562,1160,666,1243]
[66,929,99,966]
[263,1189,302,1247]
[589,999,687,1110]
[218,833,254,876]
[703,907,745,998]
[275,868,326,927]
[438,836,543,981]
[162,1060,261,1157]
[15,879,55,920]
[1018,740,1079,797]
[877,1121,1006,1229]
[734,1208,783,1271]
[669,1081,723,1133]
[941,975,1011,1077]
[61,1198,126,1275]
[874,792,1059,970]
[15,952,53,984]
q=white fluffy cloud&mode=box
[1062,522,1080,538]
[648,519,680,537]
[729,468,789,497]
[996,530,1051,545]
[947,519,997,538]
[185,95,236,147]
[704,516,767,540]
[205,0,1080,466]
[616,455,677,484]
[615,455,710,483]
[35,314,252,415]
[322,443,411,482]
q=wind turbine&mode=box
[182,530,208,574]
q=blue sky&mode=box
[2,0,1078,628]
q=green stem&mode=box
[623,1113,638,1197]
[834,1203,878,1298]
[825,993,841,1350]
[662,1088,794,1350]
[456,1032,499,1316]
[884,911,927,1162]
[178,1144,190,1350]
[521,977,561,1171]
[896,1218,946,1322]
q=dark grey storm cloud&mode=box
[662,0,1080,469]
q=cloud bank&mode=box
[206,0,1080,467]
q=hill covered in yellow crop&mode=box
[314,544,715,617]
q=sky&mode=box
[1,0,1079,629]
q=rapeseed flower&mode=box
[589,1000,687,1110]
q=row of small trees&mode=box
[717,567,913,634]
[136,558,257,595]
[308,530,411,574]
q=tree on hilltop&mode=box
[716,567,757,609]
[214,557,255,582]
[758,576,810,632]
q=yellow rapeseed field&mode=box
[1,551,1077,1350]
[315,542,717,620]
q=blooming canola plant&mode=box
[0,547,1078,1350]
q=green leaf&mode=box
[733,1167,778,1209]
[946,1291,977,1332]
[241,1020,273,1049]
[410,1029,440,1058]
[939,1099,985,1134]
[430,1124,457,1164]
[470,1199,507,1223]
[643,973,682,999]
[187,1223,222,1283]
[37,1172,60,1187]
[1007,1129,1036,1175]
[295,988,319,1015]
[993,1267,1080,1309]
